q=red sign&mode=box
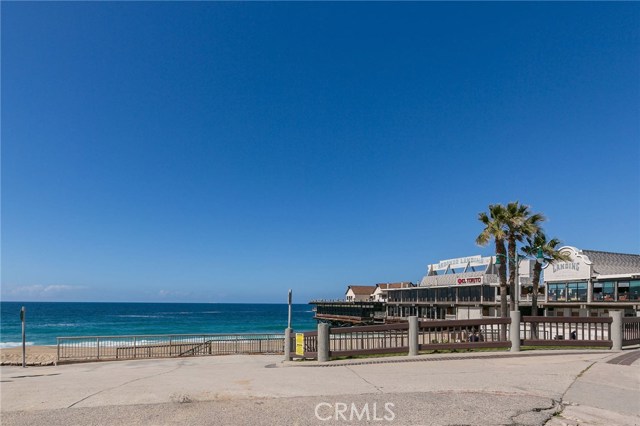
[457,277,483,285]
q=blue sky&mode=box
[2,2,639,303]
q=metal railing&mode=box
[57,333,285,362]
[622,317,640,346]
[521,316,612,348]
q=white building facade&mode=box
[543,246,640,317]
[385,248,640,320]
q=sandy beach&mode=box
[1,338,286,366]
[0,346,57,366]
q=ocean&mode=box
[0,302,317,348]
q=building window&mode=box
[593,282,603,301]
[417,288,427,302]
[617,282,630,301]
[435,287,455,302]
[602,281,615,301]
[458,286,480,302]
[404,289,417,302]
[471,286,481,301]
[567,282,587,302]
[548,283,566,301]
[483,285,496,302]
[630,280,640,301]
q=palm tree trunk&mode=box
[508,236,517,311]
[531,263,541,315]
[496,240,508,341]
[496,240,508,317]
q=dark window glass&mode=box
[483,285,496,302]
[469,286,481,301]
[617,282,630,301]
[593,282,603,301]
[459,287,469,301]
[630,280,640,301]
[566,282,587,302]
[602,282,615,301]
[577,282,587,302]
[548,283,566,301]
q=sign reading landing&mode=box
[295,333,305,356]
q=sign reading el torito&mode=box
[456,277,483,285]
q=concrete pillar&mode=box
[609,310,623,351]
[408,316,419,356]
[317,323,330,362]
[510,310,521,352]
[587,279,593,303]
[284,328,292,361]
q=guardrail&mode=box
[57,333,285,362]
[521,316,612,348]
[622,317,640,346]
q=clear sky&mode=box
[2,2,639,303]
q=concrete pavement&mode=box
[1,349,638,425]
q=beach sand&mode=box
[1,346,57,366]
[1,338,286,366]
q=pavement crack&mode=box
[66,364,183,408]
[343,365,383,394]
[560,361,594,402]
[539,361,595,425]
[508,398,559,426]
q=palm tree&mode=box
[521,233,570,316]
[502,202,545,311]
[476,204,509,318]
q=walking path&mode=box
[1,349,638,425]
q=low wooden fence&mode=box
[302,323,410,359]
[297,316,621,360]
[622,317,640,346]
[57,333,285,362]
[417,318,511,351]
[521,316,612,348]
[298,318,511,359]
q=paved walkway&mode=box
[1,349,638,425]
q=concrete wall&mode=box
[457,307,482,320]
